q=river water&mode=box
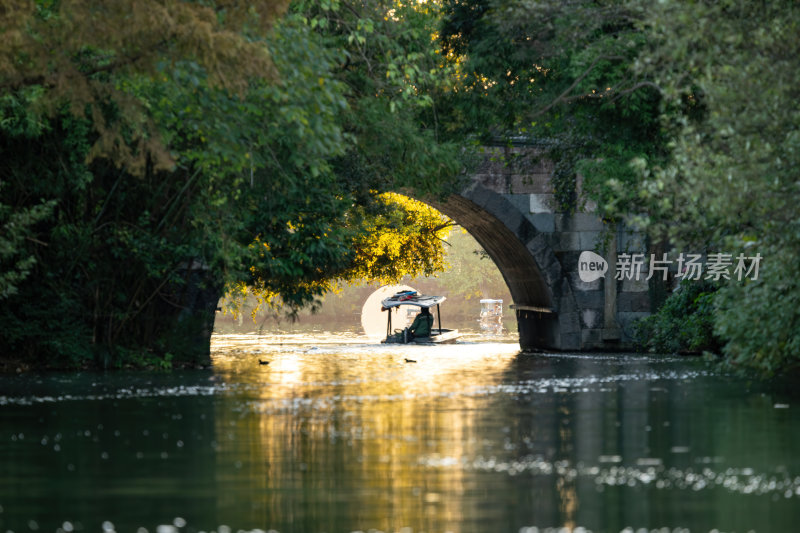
[1,334,799,533]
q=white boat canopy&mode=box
[380,291,446,310]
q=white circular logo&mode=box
[578,251,608,283]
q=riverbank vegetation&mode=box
[633,280,720,356]
[634,1,800,376]
[0,1,463,369]
[1,1,798,376]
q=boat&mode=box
[380,290,460,344]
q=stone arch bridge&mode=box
[425,145,653,351]
[189,145,655,356]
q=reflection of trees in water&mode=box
[496,354,800,532]
[0,388,220,531]
[500,354,679,529]
[211,347,666,530]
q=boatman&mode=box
[408,307,434,339]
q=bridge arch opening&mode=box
[213,189,564,349]
[424,189,566,350]
[425,193,554,312]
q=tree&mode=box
[438,0,664,213]
[631,0,800,375]
[294,0,464,198]
[345,193,454,283]
[0,0,287,171]
[0,2,464,369]
[221,1,468,319]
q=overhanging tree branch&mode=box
[527,54,625,119]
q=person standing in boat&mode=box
[408,307,434,338]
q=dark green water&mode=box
[1,334,799,533]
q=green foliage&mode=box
[0,2,466,369]
[0,193,54,299]
[0,0,287,171]
[714,242,800,377]
[438,0,665,214]
[345,193,454,284]
[0,106,206,368]
[629,0,800,375]
[635,280,720,355]
[296,0,464,198]
[629,0,800,249]
[439,0,800,376]
[216,225,515,333]
[0,91,56,300]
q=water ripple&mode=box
[419,454,800,498]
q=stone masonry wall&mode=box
[468,145,652,349]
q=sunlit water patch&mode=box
[1,333,798,533]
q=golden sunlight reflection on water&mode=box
[203,334,800,533]
[209,333,525,532]
[211,332,521,401]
